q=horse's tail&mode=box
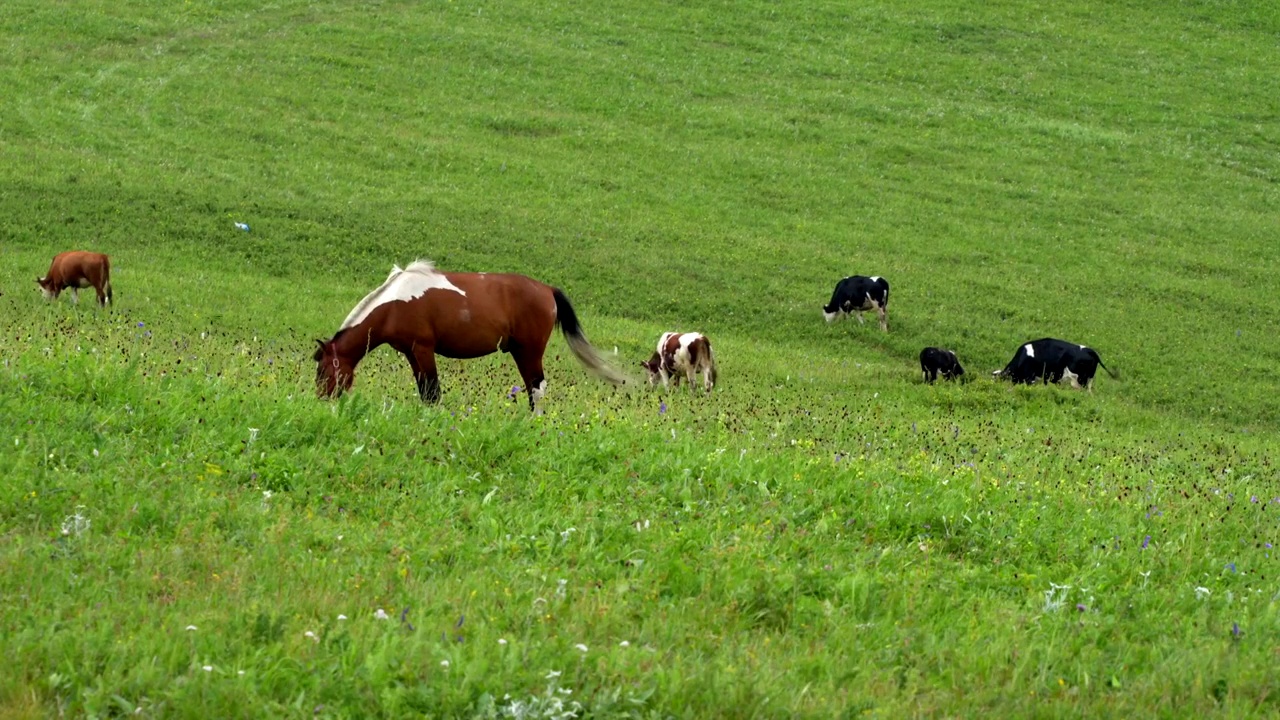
[552,288,631,385]
[1087,348,1120,379]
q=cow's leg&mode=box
[70,288,80,305]
[877,303,888,332]
[511,343,548,414]
[405,345,442,403]
[94,283,108,306]
[854,311,865,325]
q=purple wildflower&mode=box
[1226,562,1237,573]
[1076,604,1087,612]
[508,385,522,400]
[659,401,667,415]
[1232,622,1241,638]
[137,321,145,327]
[1252,495,1259,503]
[1142,535,1150,549]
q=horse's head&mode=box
[639,353,662,386]
[314,338,355,398]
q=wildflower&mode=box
[262,490,273,501]
[374,608,390,620]
[337,615,348,621]
[575,644,588,653]
[60,506,90,537]
[1232,622,1242,638]
[185,625,198,631]
[249,428,260,443]
[659,401,667,415]
[202,666,212,672]
[440,660,450,668]
[1076,603,1087,612]
[1195,587,1211,600]
[304,631,318,642]
[237,670,245,676]
[1142,535,1150,549]
[508,385,522,400]
[498,638,508,645]
[137,322,145,328]
[560,528,576,541]
[619,641,630,647]
[546,670,561,679]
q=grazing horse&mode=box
[37,251,113,306]
[314,260,628,411]
[641,331,718,393]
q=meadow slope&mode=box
[3,1,1280,717]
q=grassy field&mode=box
[3,0,1280,716]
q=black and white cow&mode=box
[822,275,890,332]
[993,338,1119,390]
[920,347,965,383]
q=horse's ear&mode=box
[313,339,327,362]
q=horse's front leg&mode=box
[404,346,441,403]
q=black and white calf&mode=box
[993,338,1118,390]
[920,347,965,383]
[822,275,890,332]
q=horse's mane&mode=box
[339,259,461,330]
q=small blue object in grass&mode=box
[235,222,250,231]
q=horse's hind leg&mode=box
[511,344,547,413]
[404,346,441,403]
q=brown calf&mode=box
[641,331,718,394]
[37,251,113,306]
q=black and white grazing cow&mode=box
[993,337,1119,390]
[823,275,890,332]
[920,347,965,383]
[641,332,718,393]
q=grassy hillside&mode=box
[3,1,1279,716]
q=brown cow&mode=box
[37,251,113,306]
[641,332,718,394]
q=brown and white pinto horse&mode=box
[37,251,113,306]
[314,260,628,411]
[641,332,718,394]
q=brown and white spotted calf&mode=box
[641,332,718,393]
[37,251,113,306]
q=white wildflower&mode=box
[185,625,198,631]
[575,644,588,653]
[1195,586,1211,600]
[337,614,348,621]
[374,608,390,620]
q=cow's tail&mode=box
[103,257,114,305]
[1088,348,1120,379]
[553,288,631,385]
[706,342,719,390]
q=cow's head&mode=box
[35,277,55,299]
[639,353,663,386]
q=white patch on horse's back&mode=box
[1079,344,1088,350]
[1023,343,1035,358]
[870,276,880,283]
[340,260,466,330]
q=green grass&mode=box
[3,0,1280,716]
